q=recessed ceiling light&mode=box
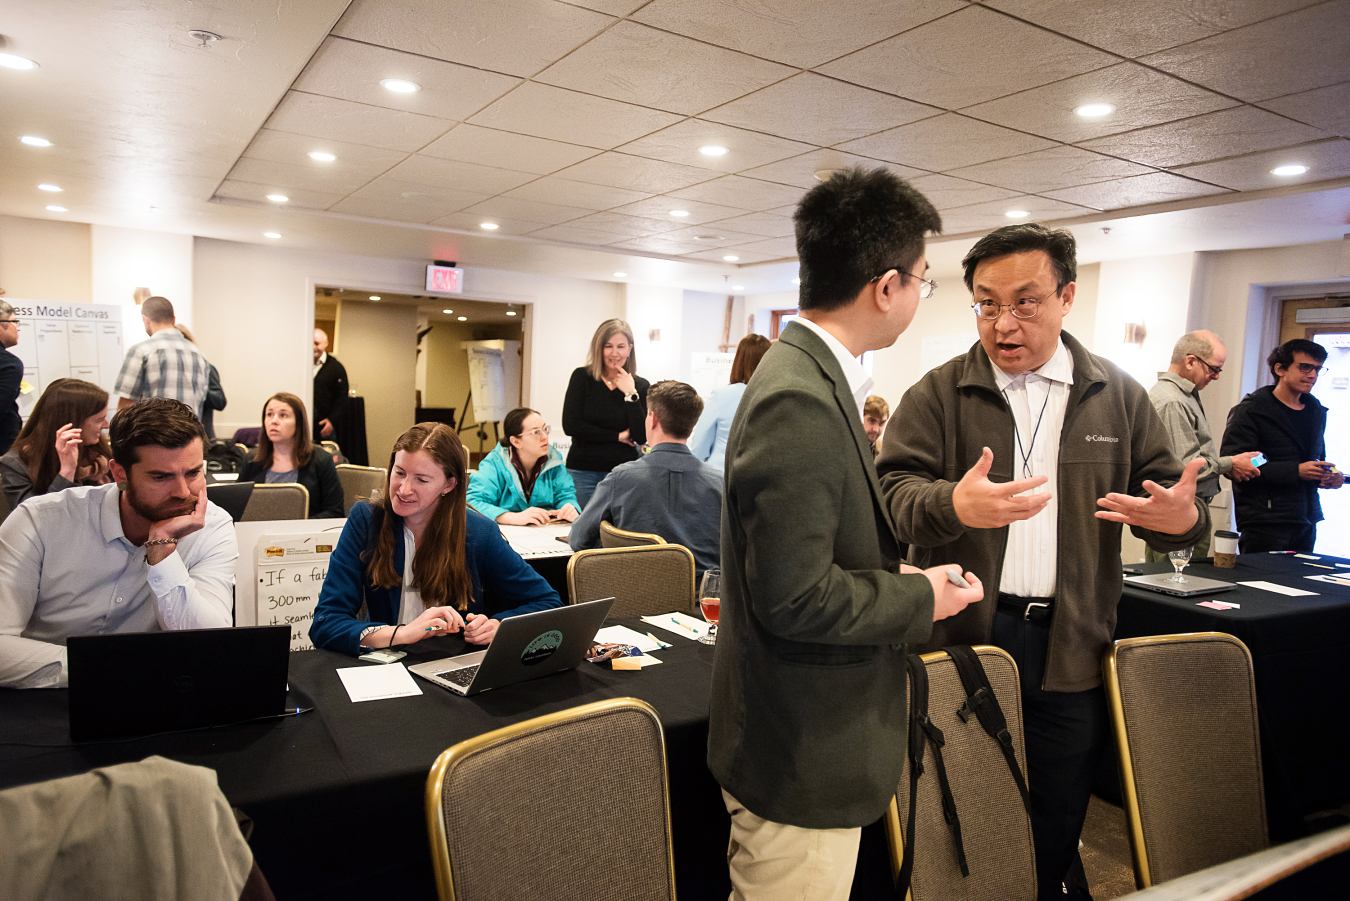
[1074,103,1116,118]
[457,316,467,321]
[20,135,52,147]
[732,285,744,291]
[442,309,453,314]
[380,78,421,94]
[46,205,67,212]
[37,183,62,192]
[308,151,336,162]
[264,232,281,239]
[506,311,517,316]
[369,295,381,301]
[693,235,723,242]
[480,222,499,230]
[1271,164,1309,177]
[266,194,289,202]
[700,145,729,156]
[613,272,627,278]
[669,209,690,218]
[0,52,38,71]
[723,255,739,262]
[1005,210,1030,219]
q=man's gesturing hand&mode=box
[1095,458,1202,534]
[952,447,1052,529]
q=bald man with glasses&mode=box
[0,298,23,456]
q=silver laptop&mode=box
[1125,572,1237,598]
[408,598,614,696]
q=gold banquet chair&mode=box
[335,464,386,514]
[599,520,667,548]
[1103,632,1267,889]
[425,698,676,901]
[567,544,695,617]
[240,483,309,522]
[886,646,1037,901]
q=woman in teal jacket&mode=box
[467,408,579,525]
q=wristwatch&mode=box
[623,392,639,403]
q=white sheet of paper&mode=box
[641,612,711,640]
[631,654,663,667]
[1293,554,1321,559]
[595,624,668,652]
[496,522,573,558]
[1306,574,1350,587]
[337,664,423,702]
[1237,580,1319,597]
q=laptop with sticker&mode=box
[408,598,614,696]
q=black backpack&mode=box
[204,439,248,475]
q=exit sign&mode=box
[426,264,463,293]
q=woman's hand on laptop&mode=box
[463,613,499,646]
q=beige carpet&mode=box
[1081,795,1138,900]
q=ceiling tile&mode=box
[534,21,795,116]
[716,236,798,259]
[380,155,537,194]
[609,234,711,255]
[214,180,345,211]
[984,0,1323,58]
[241,129,407,175]
[525,223,634,244]
[666,175,805,211]
[553,153,717,194]
[906,174,1022,210]
[427,212,543,235]
[291,37,520,121]
[839,114,1056,172]
[632,0,965,69]
[947,146,1156,193]
[504,177,652,210]
[739,149,927,189]
[938,195,1095,235]
[329,181,491,223]
[264,92,454,153]
[1170,138,1350,191]
[682,248,781,264]
[1258,82,1350,139]
[333,0,615,79]
[566,0,647,14]
[419,124,598,174]
[1139,1,1350,102]
[469,83,681,149]
[225,157,373,195]
[817,5,1116,109]
[616,120,816,174]
[700,73,940,146]
[1042,172,1232,211]
[710,211,797,238]
[607,195,747,226]
[1078,106,1330,168]
[657,225,771,248]
[565,211,684,237]
[961,63,1238,144]
[460,197,592,226]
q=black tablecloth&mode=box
[1115,553,1350,840]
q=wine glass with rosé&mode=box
[698,569,720,646]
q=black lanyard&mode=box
[1003,378,1053,480]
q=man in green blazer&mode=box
[707,168,984,899]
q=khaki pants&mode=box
[722,790,861,901]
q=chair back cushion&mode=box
[335,465,386,515]
[241,483,309,521]
[567,545,695,616]
[599,521,666,549]
[891,646,1036,901]
[1106,633,1267,886]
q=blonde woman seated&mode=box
[310,423,561,654]
[0,378,112,521]
[467,407,578,525]
[238,392,343,519]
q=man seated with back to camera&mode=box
[569,380,723,579]
[0,398,237,689]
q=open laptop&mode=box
[408,598,614,696]
[206,480,255,522]
[1125,572,1237,598]
[66,625,290,741]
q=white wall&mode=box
[1091,253,1195,388]
[0,215,91,303]
[679,290,746,383]
[623,283,684,384]
[338,299,419,458]
[91,225,194,343]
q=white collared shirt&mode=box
[398,526,424,625]
[794,317,873,422]
[313,351,327,377]
[993,338,1074,598]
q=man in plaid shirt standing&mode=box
[113,296,210,414]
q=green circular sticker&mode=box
[521,630,563,665]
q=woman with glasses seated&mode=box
[310,422,561,653]
[0,378,113,522]
[467,407,579,525]
[239,392,344,519]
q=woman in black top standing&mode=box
[562,319,649,508]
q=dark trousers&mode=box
[1238,522,1317,554]
[991,611,1109,901]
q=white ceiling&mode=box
[2,0,1348,297]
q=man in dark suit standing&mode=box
[0,298,24,456]
[707,168,983,899]
[312,328,348,442]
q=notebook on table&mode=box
[66,625,291,741]
[1124,572,1237,598]
[408,598,614,696]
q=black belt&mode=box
[997,593,1054,624]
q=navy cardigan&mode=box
[309,501,562,656]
